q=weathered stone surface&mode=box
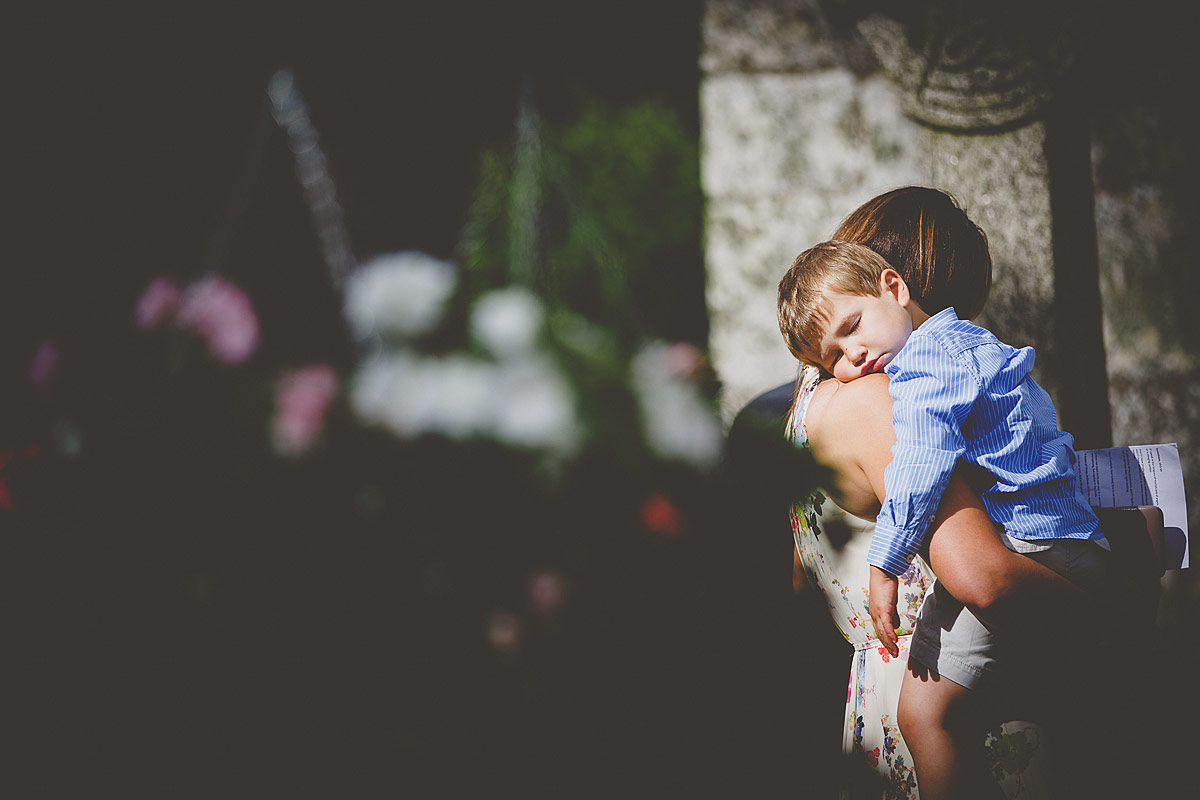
[705,193,844,420]
[701,70,922,419]
[919,124,1060,398]
[701,0,846,75]
[701,72,921,199]
[700,2,1077,423]
[1093,142,1200,572]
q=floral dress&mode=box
[788,366,1050,800]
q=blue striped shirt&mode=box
[868,307,1102,577]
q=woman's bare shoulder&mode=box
[806,374,893,454]
[805,374,895,517]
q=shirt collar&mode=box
[923,306,961,330]
[883,306,961,378]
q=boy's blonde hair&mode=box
[777,239,895,366]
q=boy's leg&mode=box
[922,475,1096,640]
[903,575,1007,800]
[897,661,1004,800]
[922,476,1118,795]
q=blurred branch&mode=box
[267,69,357,290]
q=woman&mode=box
[779,187,1081,799]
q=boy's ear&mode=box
[880,269,911,306]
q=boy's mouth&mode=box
[866,355,887,374]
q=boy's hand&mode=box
[869,566,902,657]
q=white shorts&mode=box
[907,535,1111,690]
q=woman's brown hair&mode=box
[782,187,993,430]
[832,186,992,321]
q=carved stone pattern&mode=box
[855,13,1078,131]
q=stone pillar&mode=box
[702,1,1112,448]
[917,124,1056,388]
[700,0,923,422]
[1091,87,1200,571]
[855,8,1111,447]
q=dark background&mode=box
[6,3,706,373]
[3,4,850,797]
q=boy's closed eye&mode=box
[822,315,859,371]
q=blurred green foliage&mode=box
[458,96,707,350]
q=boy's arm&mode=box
[866,335,982,577]
[869,566,901,656]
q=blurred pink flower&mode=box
[176,277,260,364]
[659,342,704,378]
[29,340,59,387]
[273,364,339,456]
[528,570,566,616]
[135,277,182,330]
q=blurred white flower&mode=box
[493,356,580,453]
[344,251,457,340]
[347,353,405,428]
[350,351,495,440]
[427,355,501,439]
[471,287,544,356]
[632,342,722,468]
[346,270,580,454]
[350,349,579,454]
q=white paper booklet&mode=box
[1077,443,1189,569]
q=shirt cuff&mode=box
[867,522,915,578]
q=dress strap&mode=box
[787,365,823,446]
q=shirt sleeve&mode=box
[868,335,983,576]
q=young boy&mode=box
[779,238,1110,796]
